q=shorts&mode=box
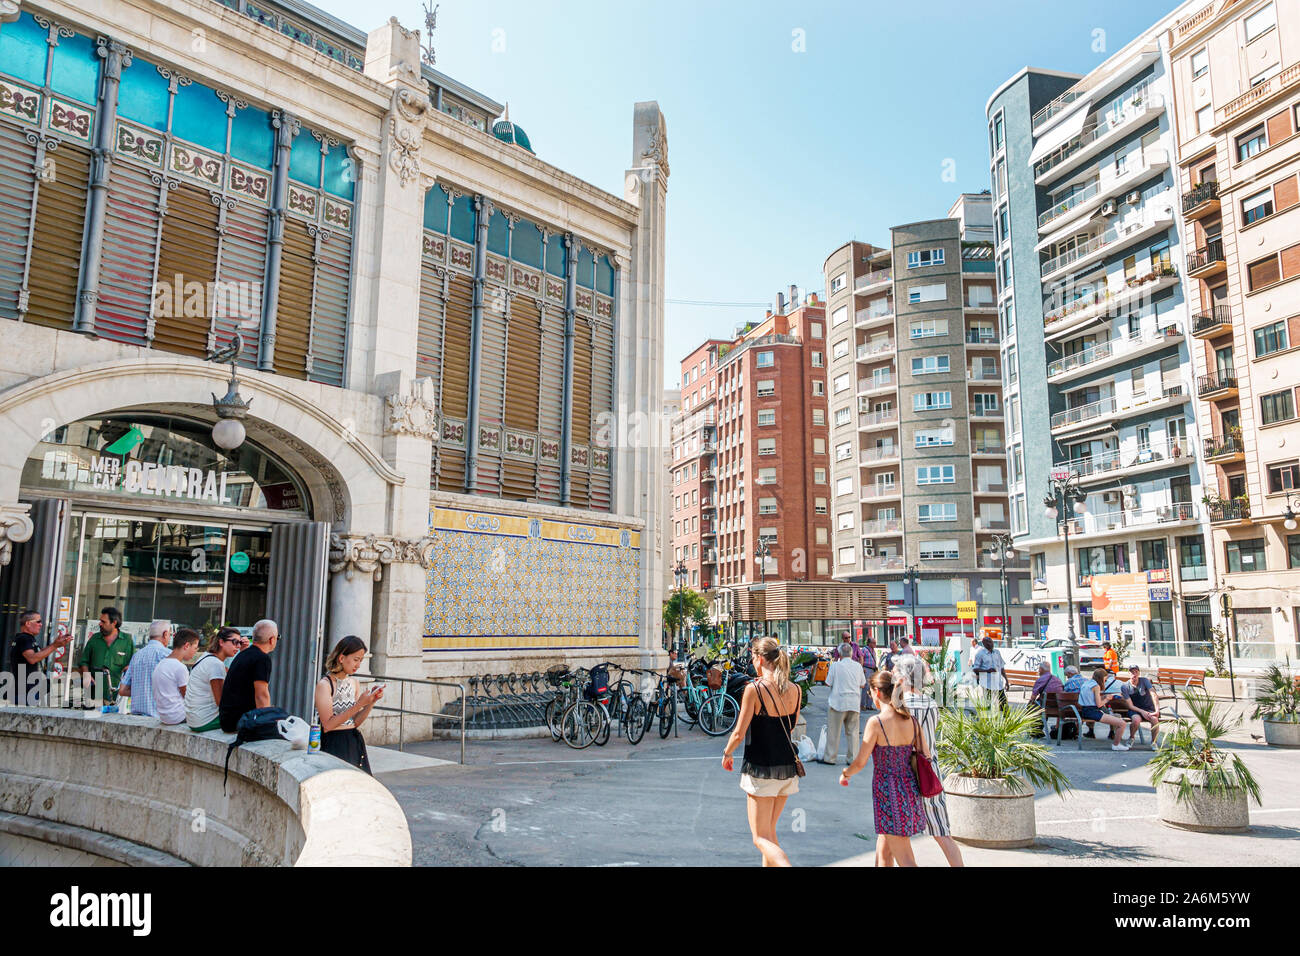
[1078,706,1104,721]
[740,773,799,798]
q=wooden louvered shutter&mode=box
[537,304,565,504]
[27,142,91,330]
[153,183,219,356]
[416,259,444,390]
[308,229,349,387]
[503,295,542,500]
[96,162,160,346]
[213,200,266,366]
[273,218,314,379]
[569,319,593,509]
[436,274,474,491]
[0,124,37,321]
[475,277,507,497]
[590,319,615,512]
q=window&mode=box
[837,511,855,531]
[907,248,945,268]
[909,319,949,339]
[834,406,851,427]
[758,497,777,515]
[918,503,957,522]
[908,283,946,304]
[1254,320,1288,357]
[813,467,826,483]
[1248,253,1282,290]
[832,305,849,327]
[757,467,777,484]
[756,350,774,368]
[1245,3,1276,42]
[830,272,847,294]
[920,540,959,560]
[992,113,1004,151]
[911,355,950,375]
[813,437,825,455]
[1289,535,1300,570]
[1237,125,1267,162]
[1225,538,1267,573]
[1179,536,1207,581]
[1139,538,1169,571]
[1031,552,1046,586]
[1191,48,1208,79]
[833,373,851,394]
[815,497,828,515]
[917,465,956,485]
[1242,188,1274,225]
[1260,389,1295,425]
[811,351,824,368]
[757,408,776,426]
[812,380,824,396]
[913,391,952,411]
[1267,461,1300,493]
[812,408,824,426]
[832,338,849,360]
[1196,105,1212,134]
[836,477,853,497]
[915,427,954,447]
[757,379,776,397]
[838,546,856,566]
[835,441,853,462]
[757,437,776,455]
[815,528,828,546]
[810,322,823,339]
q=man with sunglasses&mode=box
[4,610,73,705]
[186,628,243,732]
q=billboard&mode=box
[1090,573,1151,621]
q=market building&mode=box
[0,0,668,728]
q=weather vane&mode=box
[421,2,438,66]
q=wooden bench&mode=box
[1004,668,1039,698]
[1155,667,1206,717]
[1044,691,1088,750]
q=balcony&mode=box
[857,375,895,396]
[859,446,900,465]
[1035,149,1170,246]
[701,549,718,564]
[966,367,1001,382]
[1218,62,1300,126]
[966,330,1000,346]
[860,484,901,500]
[975,482,1008,495]
[860,517,903,535]
[1197,371,1238,399]
[1046,326,1185,383]
[1073,502,1199,536]
[1203,430,1244,462]
[1050,386,1186,435]
[695,441,718,457]
[858,409,899,430]
[857,339,896,361]
[854,270,893,293]
[1186,239,1225,278]
[1055,439,1193,484]
[855,305,895,329]
[1206,498,1250,524]
[1040,205,1174,281]
[1042,269,1180,340]
[972,441,1005,456]
[1191,305,1232,339]
[700,526,716,538]
[700,470,717,483]
[974,516,1010,531]
[971,407,1004,419]
[861,555,906,572]
[1032,86,1163,182]
[1182,180,1220,219]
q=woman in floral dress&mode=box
[841,669,928,866]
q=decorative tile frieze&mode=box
[595,294,613,319]
[448,242,474,272]
[478,425,501,451]
[323,197,351,232]
[570,444,589,468]
[485,255,507,283]
[511,265,541,296]
[422,234,446,262]
[540,438,561,463]
[544,276,565,303]
[114,122,164,166]
[576,289,593,313]
[440,418,466,446]
[169,142,223,186]
[0,79,41,124]
[47,98,92,142]
[504,430,537,460]
[227,162,271,204]
[287,183,318,219]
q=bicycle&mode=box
[644,667,677,739]
[602,664,648,745]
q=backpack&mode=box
[223,707,291,791]
[585,664,610,702]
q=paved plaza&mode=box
[378,691,1300,867]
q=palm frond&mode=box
[1147,688,1263,806]
[936,700,1072,796]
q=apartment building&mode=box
[669,290,833,599]
[1167,0,1300,661]
[987,7,1216,660]
[663,388,681,600]
[822,195,1029,646]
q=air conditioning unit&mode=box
[1100,199,1118,216]
[862,539,875,549]
[1122,485,1137,496]
[862,547,876,557]
[1104,490,1122,503]
[1125,190,1142,205]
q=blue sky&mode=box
[312,0,1180,386]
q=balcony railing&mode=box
[1055,440,1192,479]
[1077,502,1199,534]
[861,484,901,499]
[972,442,1005,455]
[861,555,906,572]
[700,470,717,482]
[967,367,1001,381]
[1206,498,1250,523]
[971,407,1003,418]
[975,517,1010,531]
[1038,179,1100,229]
[857,339,896,360]
[1219,62,1300,125]
[859,409,899,428]
[1052,395,1118,430]
[1032,81,1153,164]
[1032,84,1088,131]
[1203,430,1243,460]
[1182,180,1219,214]
[854,270,893,291]
[966,330,999,344]
[1046,327,1183,378]
[856,305,894,325]
[860,446,899,464]
[1186,239,1225,274]
[1041,227,1117,277]
[976,481,1008,494]
[1197,371,1237,397]
[858,375,894,392]
[860,517,902,534]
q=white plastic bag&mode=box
[796,734,816,762]
[815,724,828,761]
[277,715,310,750]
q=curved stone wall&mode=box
[0,709,411,867]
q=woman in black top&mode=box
[722,636,802,867]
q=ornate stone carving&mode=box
[0,503,34,567]
[329,532,436,582]
[0,3,21,26]
[252,422,347,522]
[385,391,438,439]
[394,86,427,123]
[95,37,133,79]
[387,117,421,188]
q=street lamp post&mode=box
[754,539,770,637]
[1045,473,1088,670]
[988,531,1017,645]
[905,564,919,648]
[673,560,687,654]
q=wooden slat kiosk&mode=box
[726,582,889,646]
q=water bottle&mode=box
[118,695,131,715]
[309,723,321,753]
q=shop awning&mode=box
[1028,98,1093,166]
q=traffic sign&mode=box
[957,601,977,620]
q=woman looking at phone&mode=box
[315,635,384,774]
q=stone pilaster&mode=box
[0,502,33,567]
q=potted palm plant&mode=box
[1252,660,1300,747]
[936,702,1071,848]
[1148,689,1260,832]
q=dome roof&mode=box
[491,104,533,153]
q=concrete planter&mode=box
[1262,718,1300,748]
[942,773,1036,848]
[1156,771,1250,832]
[1203,677,1251,700]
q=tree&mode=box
[663,588,709,636]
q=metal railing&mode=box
[1197,371,1237,396]
[861,483,900,499]
[967,367,1001,381]
[856,305,894,325]
[1192,305,1232,335]
[854,270,893,291]
[1186,238,1225,273]
[1054,440,1191,479]
[367,672,467,764]
[1039,179,1101,228]
[1182,180,1219,213]
[1206,498,1250,522]
[858,375,894,392]
[966,330,999,344]
[972,442,1005,455]
[1203,430,1243,459]
[1052,395,1118,429]
[859,409,899,428]
[860,516,902,534]
[860,445,899,464]
[857,339,896,360]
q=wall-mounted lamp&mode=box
[209,332,251,451]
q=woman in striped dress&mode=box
[890,654,964,867]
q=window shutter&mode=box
[152,182,219,356]
[1265,109,1292,149]
[97,161,161,346]
[27,141,92,330]
[537,302,565,503]
[1274,173,1299,213]
[1281,243,1300,282]
[213,199,267,367]
[0,124,38,321]
[271,216,314,378]
[503,294,543,501]
[307,229,350,387]
[475,266,508,497]
[1249,255,1281,290]
[589,317,614,512]
[435,272,474,491]
[568,318,593,508]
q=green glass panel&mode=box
[288,127,321,186]
[171,81,227,153]
[512,219,542,268]
[596,255,614,296]
[423,186,449,234]
[544,234,566,278]
[49,29,98,104]
[322,143,354,200]
[577,246,595,289]
[229,105,273,169]
[487,208,509,256]
[118,59,170,131]
[0,13,49,88]
[449,194,475,243]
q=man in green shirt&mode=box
[77,607,133,704]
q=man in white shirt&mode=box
[972,636,1008,710]
[820,642,866,766]
[152,628,200,726]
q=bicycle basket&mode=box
[706,666,724,691]
[667,664,686,686]
[544,664,571,688]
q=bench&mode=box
[1044,691,1088,750]
[1155,667,1206,717]
[1004,668,1039,698]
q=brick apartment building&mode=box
[670,289,834,601]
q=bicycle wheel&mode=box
[625,697,648,745]
[593,702,612,746]
[698,693,740,737]
[657,695,675,738]
[678,689,698,727]
[545,696,564,741]
[561,701,599,750]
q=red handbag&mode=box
[911,716,944,798]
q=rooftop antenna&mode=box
[421,2,438,66]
